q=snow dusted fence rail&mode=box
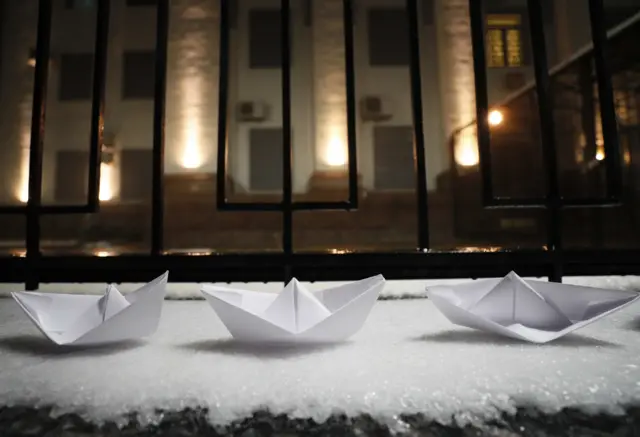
[0,0,637,290]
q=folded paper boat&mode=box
[11,272,169,346]
[201,275,385,343]
[425,271,640,343]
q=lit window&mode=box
[487,29,505,67]
[486,14,524,68]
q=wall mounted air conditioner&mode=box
[237,101,269,122]
[359,96,392,122]
[101,132,116,164]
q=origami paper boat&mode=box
[425,271,640,343]
[201,275,385,343]
[11,272,169,346]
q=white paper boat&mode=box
[425,271,640,343]
[11,272,169,346]
[201,275,385,343]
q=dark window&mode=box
[373,126,415,190]
[422,0,434,25]
[486,14,525,68]
[59,53,94,101]
[126,0,157,6]
[249,9,282,69]
[55,151,88,203]
[249,128,283,191]
[65,0,95,9]
[604,6,640,29]
[122,51,155,99]
[120,150,152,201]
[368,8,409,66]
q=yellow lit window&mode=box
[487,29,505,67]
[486,14,524,68]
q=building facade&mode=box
[0,0,639,255]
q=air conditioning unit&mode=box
[101,133,116,164]
[237,101,269,122]
[360,96,392,122]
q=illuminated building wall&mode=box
[0,0,634,205]
[165,0,219,175]
[313,0,348,172]
[435,0,479,168]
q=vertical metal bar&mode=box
[467,0,493,205]
[216,0,230,208]
[151,0,169,255]
[87,0,110,210]
[25,0,53,291]
[343,0,358,208]
[588,0,622,199]
[406,0,430,250]
[281,0,293,283]
[527,0,562,282]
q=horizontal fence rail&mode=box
[0,0,637,289]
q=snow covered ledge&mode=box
[0,285,639,434]
[1,275,640,299]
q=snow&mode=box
[1,275,640,300]
[0,292,639,430]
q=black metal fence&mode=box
[0,0,638,289]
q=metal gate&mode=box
[0,0,637,289]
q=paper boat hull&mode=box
[202,276,385,343]
[11,272,169,346]
[426,275,640,344]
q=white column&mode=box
[435,0,478,169]
[165,0,220,174]
[312,0,348,172]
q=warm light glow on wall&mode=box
[180,75,204,170]
[16,130,30,203]
[17,167,29,203]
[324,136,347,167]
[455,128,479,167]
[318,113,348,169]
[99,163,114,201]
[181,126,203,169]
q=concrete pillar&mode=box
[311,0,348,173]
[435,0,478,168]
[165,0,220,175]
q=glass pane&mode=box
[163,0,281,254]
[40,0,154,255]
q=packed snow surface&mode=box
[0,293,639,430]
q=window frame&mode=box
[58,53,94,101]
[248,8,289,70]
[367,7,410,67]
[121,50,156,100]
